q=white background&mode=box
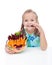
[0,0,52,65]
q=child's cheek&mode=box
[23,22,28,27]
[31,21,36,24]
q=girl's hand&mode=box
[33,23,47,50]
[5,44,18,54]
[34,23,44,35]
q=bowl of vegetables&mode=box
[6,32,27,53]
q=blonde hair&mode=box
[20,9,40,36]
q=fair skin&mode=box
[23,12,47,50]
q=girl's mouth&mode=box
[24,25,35,29]
[27,25,34,27]
[31,25,34,27]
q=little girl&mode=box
[5,9,47,54]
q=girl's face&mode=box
[23,12,37,32]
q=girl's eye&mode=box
[25,19,28,22]
[31,19,34,21]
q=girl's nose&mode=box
[28,21,32,24]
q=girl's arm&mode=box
[34,23,47,50]
[40,31,47,50]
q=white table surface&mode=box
[0,47,52,65]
